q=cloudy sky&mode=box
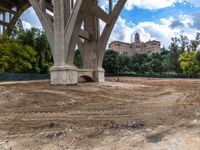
[20,0,200,47]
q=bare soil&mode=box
[0,77,200,150]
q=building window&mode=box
[115,43,121,46]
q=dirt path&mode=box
[0,77,199,149]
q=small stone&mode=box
[127,121,144,129]
[146,133,165,143]
[55,131,62,137]
[48,122,55,128]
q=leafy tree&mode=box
[140,63,149,73]
[103,50,118,74]
[161,46,167,53]
[121,65,129,73]
[131,63,140,72]
[18,28,40,48]
[149,59,164,74]
[10,27,53,73]
[0,34,37,73]
[179,35,189,52]
[132,53,148,64]
[35,32,53,73]
[74,49,83,68]
[169,37,182,73]
[161,51,171,72]
[190,33,200,51]
[197,51,200,62]
[118,55,131,73]
[179,51,200,76]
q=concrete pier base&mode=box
[50,65,78,85]
[94,68,105,82]
[50,65,105,85]
[77,68,105,83]
[50,66,105,85]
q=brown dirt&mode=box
[0,77,200,150]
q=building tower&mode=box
[135,32,140,43]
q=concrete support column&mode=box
[80,0,104,82]
[50,0,78,85]
[53,0,65,66]
[82,14,98,69]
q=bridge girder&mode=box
[0,0,127,85]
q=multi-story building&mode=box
[108,33,161,56]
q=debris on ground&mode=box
[110,121,144,129]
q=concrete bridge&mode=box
[0,0,127,85]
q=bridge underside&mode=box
[0,0,126,85]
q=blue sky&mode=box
[20,0,200,47]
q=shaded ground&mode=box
[0,77,200,150]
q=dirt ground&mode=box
[0,77,200,150]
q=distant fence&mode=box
[0,73,200,81]
[105,73,200,79]
[0,73,50,81]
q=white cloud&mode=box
[99,0,181,11]
[108,14,200,47]
[20,8,42,29]
[125,0,181,10]
[186,0,200,7]
[124,0,200,11]
[22,21,32,29]
[108,16,151,44]
[191,11,200,30]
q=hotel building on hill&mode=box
[108,33,161,56]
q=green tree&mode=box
[179,35,189,52]
[161,51,171,72]
[74,49,83,68]
[140,63,149,73]
[11,27,53,73]
[132,63,140,72]
[0,34,37,73]
[35,32,53,73]
[103,50,118,74]
[190,33,200,51]
[118,55,131,73]
[179,51,200,77]
[197,51,200,62]
[149,59,164,74]
[169,37,182,73]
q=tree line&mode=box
[101,33,200,76]
[0,27,52,73]
[0,27,200,76]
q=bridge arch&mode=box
[0,0,127,85]
[7,2,30,35]
[0,1,30,35]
